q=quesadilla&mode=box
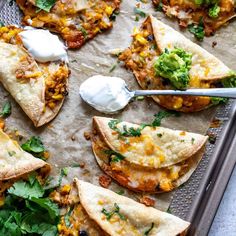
[92,116,207,192]
[119,15,235,112]
[16,0,121,49]
[0,129,50,197]
[0,26,70,127]
[52,181,108,236]
[75,179,190,236]
[152,0,236,38]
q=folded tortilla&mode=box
[75,178,190,236]
[152,0,236,36]
[92,116,207,193]
[0,26,69,127]
[0,129,49,193]
[119,15,234,112]
[16,0,121,49]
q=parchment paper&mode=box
[1,0,236,211]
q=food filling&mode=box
[119,17,231,112]
[152,0,236,39]
[0,26,69,111]
[92,124,195,193]
[16,0,121,48]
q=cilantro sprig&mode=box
[0,175,59,236]
[104,150,125,162]
[188,18,205,41]
[101,203,126,221]
[21,136,46,159]
[108,111,180,139]
[0,101,11,118]
[35,0,56,12]
[144,222,154,235]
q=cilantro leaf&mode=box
[144,222,154,235]
[104,150,125,162]
[108,120,142,138]
[8,179,44,199]
[134,7,146,18]
[30,197,59,221]
[211,97,228,105]
[35,0,56,12]
[0,101,11,118]
[102,203,126,221]
[208,4,220,18]
[188,19,205,41]
[151,110,180,127]
[223,77,236,88]
[1,177,59,236]
[21,136,45,155]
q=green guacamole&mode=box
[153,48,192,90]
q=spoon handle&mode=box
[134,88,236,99]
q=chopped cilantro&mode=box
[116,189,125,195]
[8,151,16,156]
[191,138,195,144]
[64,206,74,227]
[144,222,154,235]
[223,77,236,88]
[157,133,163,138]
[155,0,163,12]
[150,111,180,127]
[134,7,146,18]
[0,101,11,118]
[108,119,142,138]
[79,26,88,39]
[209,4,220,18]
[211,97,228,105]
[110,10,120,21]
[104,150,125,162]
[35,0,56,12]
[102,203,126,220]
[109,63,117,73]
[58,168,68,187]
[21,136,45,159]
[166,207,172,213]
[188,18,205,41]
[0,21,4,27]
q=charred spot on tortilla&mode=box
[152,0,236,39]
[16,0,121,49]
[119,15,236,112]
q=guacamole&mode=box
[154,48,192,90]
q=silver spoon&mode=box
[132,88,236,99]
[79,75,236,114]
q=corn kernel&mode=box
[105,6,113,15]
[135,35,148,45]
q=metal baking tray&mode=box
[0,1,236,235]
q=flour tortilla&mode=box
[92,124,205,193]
[149,15,232,81]
[0,41,68,127]
[76,179,190,236]
[0,129,48,180]
[93,116,207,169]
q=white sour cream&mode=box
[19,29,68,63]
[79,75,133,113]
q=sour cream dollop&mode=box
[19,29,68,63]
[79,75,134,113]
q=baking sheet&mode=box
[0,0,236,213]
